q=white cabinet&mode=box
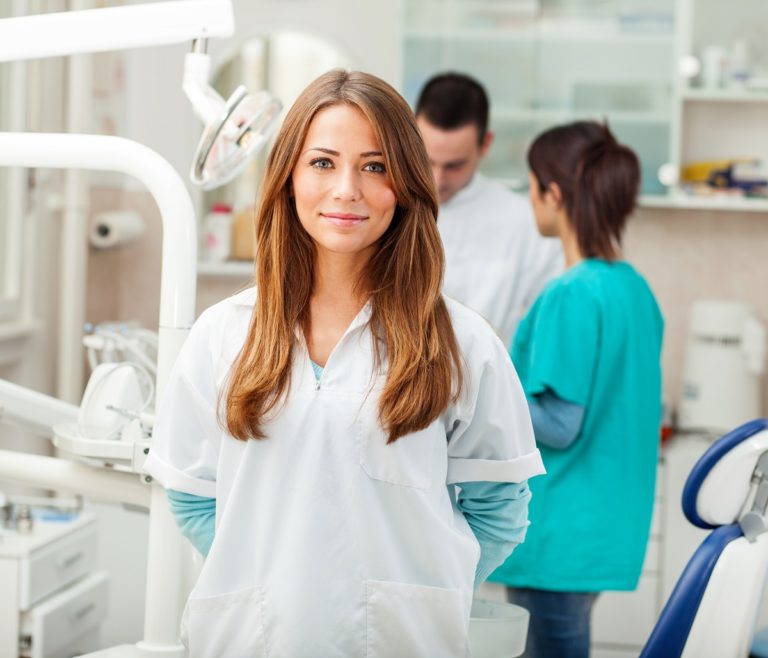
[0,513,108,658]
[664,0,768,212]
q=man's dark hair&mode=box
[415,72,489,143]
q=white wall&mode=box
[120,0,403,186]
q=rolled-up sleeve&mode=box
[446,320,545,485]
[143,311,222,499]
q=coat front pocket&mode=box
[366,579,470,657]
[183,585,266,658]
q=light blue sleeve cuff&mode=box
[456,481,531,588]
[474,539,519,588]
[167,489,216,557]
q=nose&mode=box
[332,166,361,202]
[432,164,446,190]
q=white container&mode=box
[468,599,529,658]
[202,203,234,262]
[701,45,729,89]
[678,300,766,436]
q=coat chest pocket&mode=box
[357,398,439,491]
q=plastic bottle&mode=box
[202,203,234,262]
[727,40,751,88]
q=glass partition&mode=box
[402,0,675,194]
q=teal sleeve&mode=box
[456,481,530,588]
[513,281,599,406]
[167,489,216,557]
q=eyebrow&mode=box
[305,147,383,157]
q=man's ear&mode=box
[479,130,494,159]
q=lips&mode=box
[322,212,367,227]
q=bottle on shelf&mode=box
[202,203,234,263]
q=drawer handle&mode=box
[72,602,96,622]
[57,551,84,570]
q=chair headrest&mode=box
[682,419,768,529]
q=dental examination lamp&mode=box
[0,0,282,189]
[0,2,280,656]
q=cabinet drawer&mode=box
[592,648,641,658]
[592,574,659,647]
[642,537,661,573]
[650,500,662,538]
[19,523,98,609]
[20,571,109,658]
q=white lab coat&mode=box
[143,287,544,658]
[439,174,564,348]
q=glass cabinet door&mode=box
[402,0,675,195]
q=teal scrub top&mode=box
[491,259,664,591]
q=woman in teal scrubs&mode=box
[490,121,664,658]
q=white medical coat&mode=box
[439,174,564,348]
[143,287,544,658]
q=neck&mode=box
[312,248,370,309]
[559,222,584,269]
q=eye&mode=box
[363,161,386,174]
[309,157,333,169]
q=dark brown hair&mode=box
[528,121,640,259]
[225,69,463,443]
[415,72,489,143]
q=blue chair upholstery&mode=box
[640,419,768,658]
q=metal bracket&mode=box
[740,451,768,542]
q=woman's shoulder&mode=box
[191,286,256,343]
[198,286,255,321]
[443,295,509,359]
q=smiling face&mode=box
[291,103,397,266]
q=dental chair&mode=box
[640,418,768,658]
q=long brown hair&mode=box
[225,69,463,443]
[528,121,640,259]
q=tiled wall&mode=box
[625,207,768,418]
[86,191,768,421]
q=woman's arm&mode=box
[167,489,216,557]
[527,388,585,450]
[456,480,530,587]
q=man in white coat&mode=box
[416,72,563,347]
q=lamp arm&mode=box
[0,0,234,62]
[183,51,227,125]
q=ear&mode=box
[547,181,564,208]
[479,130,494,159]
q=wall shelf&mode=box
[197,261,253,278]
[640,192,768,213]
[681,88,768,103]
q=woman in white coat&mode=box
[143,69,544,657]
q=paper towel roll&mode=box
[89,211,145,249]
